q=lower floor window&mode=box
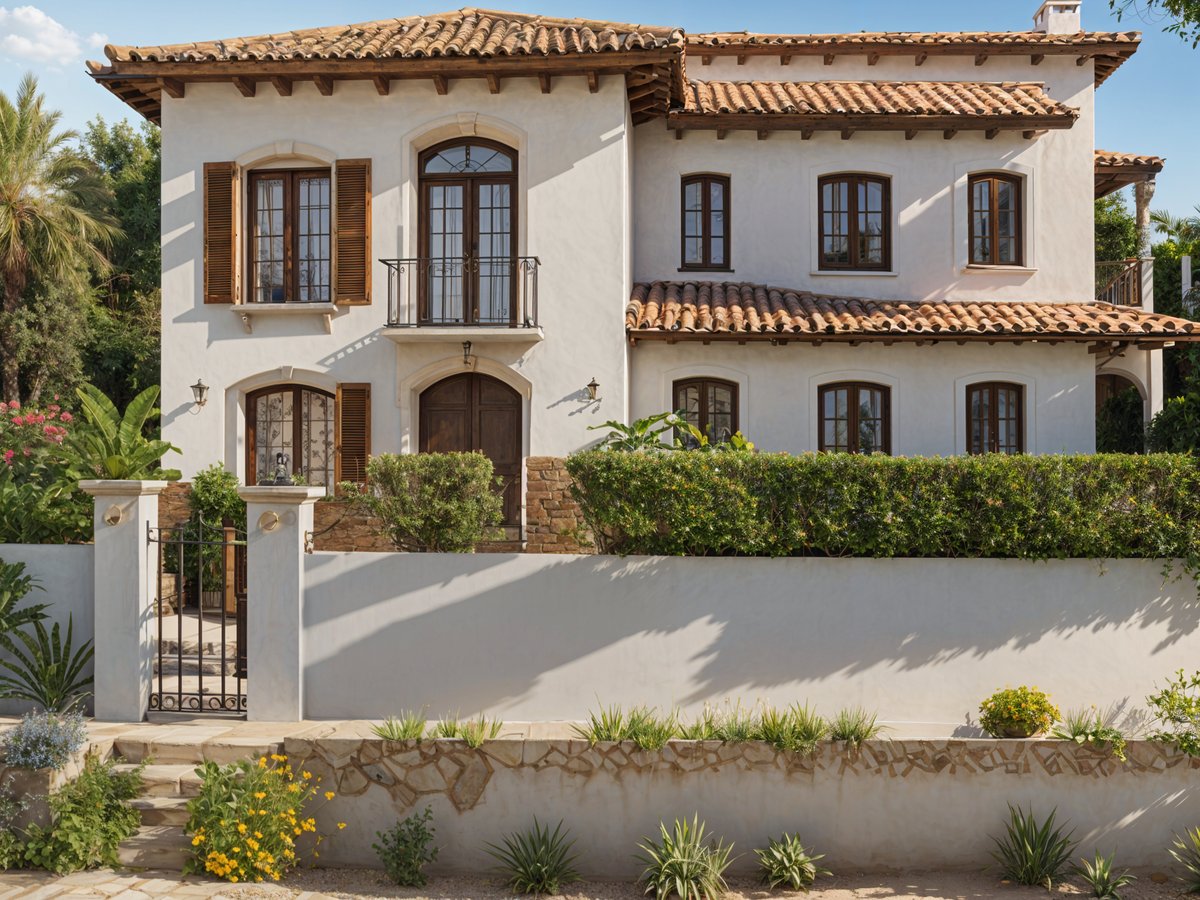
[819,382,891,454]
[673,378,738,446]
[967,381,1024,454]
[246,385,334,488]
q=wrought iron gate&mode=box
[149,517,247,714]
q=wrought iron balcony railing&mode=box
[383,256,540,328]
[1096,258,1143,308]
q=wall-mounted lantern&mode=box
[462,340,473,365]
[191,379,209,408]
[586,377,600,402]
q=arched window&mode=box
[819,382,891,454]
[969,173,1023,266]
[818,174,890,271]
[246,385,335,488]
[418,139,517,324]
[966,382,1024,454]
[673,378,738,446]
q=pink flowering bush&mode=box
[0,397,90,543]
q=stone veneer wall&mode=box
[287,735,1200,876]
[524,456,592,553]
[159,457,591,553]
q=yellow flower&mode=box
[237,823,247,835]
[254,791,266,800]
[258,757,267,768]
[337,822,347,830]
[324,791,335,800]
[301,770,312,779]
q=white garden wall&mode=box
[0,544,94,715]
[301,552,1195,734]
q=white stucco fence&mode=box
[0,544,94,716]
[302,552,1198,734]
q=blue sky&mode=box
[2,0,1197,216]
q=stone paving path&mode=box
[0,867,274,899]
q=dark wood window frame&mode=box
[818,381,892,454]
[672,377,739,443]
[417,137,519,326]
[245,168,333,304]
[818,173,892,272]
[966,381,1025,455]
[245,384,336,486]
[679,174,732,271]
[968,172,1024,267]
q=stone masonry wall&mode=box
[524,456,592,553]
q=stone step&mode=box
[154,655,239,676]
[160,640,238,658]
[117,825,191,870]
[118,763,203,797]
[130,795,191,827]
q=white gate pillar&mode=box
[79,480,167,722]
[237,486,324,721]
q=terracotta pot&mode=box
[998,725,1042,739]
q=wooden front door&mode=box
[419,373,521,527]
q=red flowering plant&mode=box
[0,397,90,543]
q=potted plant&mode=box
[979,686,1060,739]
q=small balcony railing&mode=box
[1096,258,1143,308]
[382,256,540,328]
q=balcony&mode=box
[1096,258,1144,308]
[382,256,543,344]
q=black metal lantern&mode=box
[586,377,600,401]
[190,379,209,408]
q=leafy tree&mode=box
[11,270,92,405]
[0,74,118,403]
[1112,0,1200,47]
[1095,194,1138,262]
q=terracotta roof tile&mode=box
[103,7,683,63]
[626,282,1200,342]
[1095,149,1165,170]
[687,30,1140,49]
[680,80,1074,119]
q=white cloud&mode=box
[0,5,97,65]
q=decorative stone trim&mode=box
[284,737,1197,815]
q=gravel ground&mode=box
[218,869,1194,900]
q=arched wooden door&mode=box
[419,373,521,527]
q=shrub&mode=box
[0,398,89,543]
[374,806,438,887]
[564,451,1200,576]
[433,715,503,748]
[372,712,426,742]
[1147,670,1200,756]
[755,833,830,891]
[828,707,883,747]
[0,618,94,713]
[1147,393,1200,453]
[66,384,181,481]
[1,710,86,770]
[21,754,143,874]
[979,687,1059,739]
[340,452,502,552]
[1170,826,1200,892]
[486,819,580,895]
[638,815,734,900]
[188,463,247,530]
[1073,850,1135,899]
[185,754,339,883]
[0,789,29,868]
[1096,387,1145,454]
[991,805,1076,889]
[1052,709,1128,762]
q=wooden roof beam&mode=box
[867,52,880,65]
[823,53,835,66]
[974,53,988,66]
[158,77,185,99]
[985,127,999,139]
[914,51,928,66]
[433,74,449,95]
[736,54,747,65]
[757,128,769,141]
[313,74,334,96]
[587,70,600,93]
[779,54,792,65]
[1031,53,1045,65]
[232,76,255,97]
[486,73,501,94]
[539,73,552,93]
[372,75,390,95]
[271,75,292,96]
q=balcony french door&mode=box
[419,139,517,325]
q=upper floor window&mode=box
[681,174,730,270]
[969,173,1023,266]
[673,377,738,446]
[819,382,891,454]
[818,174,890,271]
[247,169,331,303]
[966,381,1024,454]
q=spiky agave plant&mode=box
[755,833,831,891]
[486,819,580,895]
[637,815,734,900]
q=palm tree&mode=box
[1151,206,1200,252]
[0,73,118,402]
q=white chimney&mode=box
[1032,0,1082,33]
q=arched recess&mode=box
[223,368,338,484]
[953,371,1036,455]
[245,384,336,488]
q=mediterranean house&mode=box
[89,0,1199,530]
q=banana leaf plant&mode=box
[67,384,181,481]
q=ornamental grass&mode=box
[184,753,344,883]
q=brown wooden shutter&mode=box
[333,159,371,305]
[335,383,371,484]
[203,162,239,303]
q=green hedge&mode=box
[565,451,1200,572]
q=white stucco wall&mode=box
[630,340,1096,454]
[0,544,94,715]
[302,553,1192,734]
[159,76,629,480]
[635,56,1095,304]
